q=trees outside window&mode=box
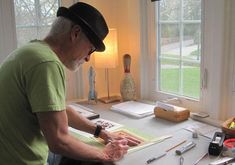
[157,0,201,99]
[14,0,60,47]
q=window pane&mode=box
[160,24,180,58]
[160,0,181,21]
[14,0,59,47]
[182,61,200,98]
[16,27,38,46]
[182,23,201,61]
[14,0,36,26]
[160,59,180,94]
[183,0,201,20]
[40,0,59,25]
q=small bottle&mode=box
[120,54,136,101]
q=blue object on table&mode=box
[88,66,97,103]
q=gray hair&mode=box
[47,17,74,37]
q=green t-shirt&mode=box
[0,41,66,165]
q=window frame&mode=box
[156,0,202,100]
[140,0,202,111]
[140,0,232,119]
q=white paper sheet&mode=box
[111,101,155,118]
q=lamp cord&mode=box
[105,68,110,99]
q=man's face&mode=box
[68,27,96,71]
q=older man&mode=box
[0,2,138,165]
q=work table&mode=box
[76,101,222,165]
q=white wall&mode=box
[60,0,85,101]
[229,0,235,117]
[0,0,17,63]
[79,0,141,100]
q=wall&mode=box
[61,0,86,101]
[207,0,235,120]
[78,0,141,100]
[229,0,235,117]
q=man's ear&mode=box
[70,25,82,41]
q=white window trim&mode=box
[140,0,234,120]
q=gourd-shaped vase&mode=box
[120,54,136,101]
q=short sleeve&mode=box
[25,62,66,113]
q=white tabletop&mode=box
[78,101,222,165]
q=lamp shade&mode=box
[94,28,118,68]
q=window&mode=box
[157,0,201,99]
[141,0,233,118]
[14,0,60,47]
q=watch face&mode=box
[94,125,103,137]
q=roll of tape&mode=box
[222,138,235,157]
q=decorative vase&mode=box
[88,66,97,103]
[120,54,136,101]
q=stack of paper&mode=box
[156,101,186,111]
[111,101,155,118]
[68,103,100,120]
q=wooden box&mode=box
[154,107,190,122]
[222,117,235,137]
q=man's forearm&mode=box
[37,109,128,162]
[52,133,105,161]
[37,110,108,162]
[66,106,97,135]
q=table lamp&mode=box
[94,28,120,103]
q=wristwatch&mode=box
[94,125,103,138]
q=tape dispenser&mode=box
[208,132,225,156]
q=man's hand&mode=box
[66,106,142,147]
[121,135,142,146]
[102,139,129,162]
[100,130,141,147]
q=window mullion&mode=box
[34,0,41,37]
[179,0,184,95]
[157,3,161,91]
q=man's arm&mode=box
[66,106,110,142]
[36,110,128,161]
[37,111,104,160]
[66,106,141,146]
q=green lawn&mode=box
[160,67,200,98]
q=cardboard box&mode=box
[154,107,190,122]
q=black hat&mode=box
[57,2,109,52]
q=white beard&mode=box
[70,59,85,71]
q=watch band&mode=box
[94,125,103,138]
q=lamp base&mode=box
[99,95,121,104]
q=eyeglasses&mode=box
[71,24,96,55]
[80,28,96,55]
[88,46,96,55]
